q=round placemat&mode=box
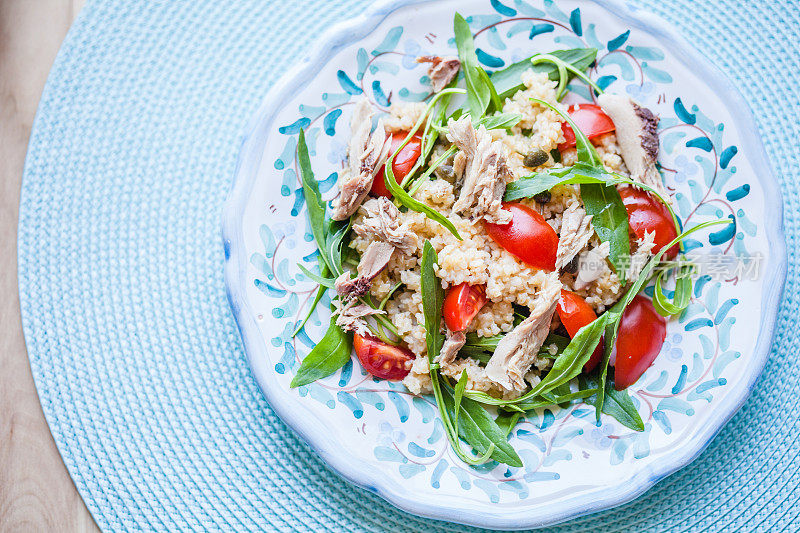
[18,0,799,531]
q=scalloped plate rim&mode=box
[221,0,787,528]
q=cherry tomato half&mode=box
[353,334,414,381]
[557,290,604,372]
[614,295,667,390]
[485,202,559,271]
[371,132,423,198]
[618,186,680,259]
[558,104,616,151]
[443,283,487,332]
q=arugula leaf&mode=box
[474,113,521,131]
[293,131,350,338]
[652,264,694,316]
[297,129,332,271]
[440,386,522,467]
[505,161,681,202]
[610,222,732,321]
[290,316,352,388]
[495,411,521,437]
[324,217,352,277]
[586,380,645,431]
[453,370,468,433]
[408,145,458,196]
[421,240,522,467]
[504,167,577,200]
[482,387,597,412]
[296,263,335,288]
[454,13,490,119]
[463,318,605,408]
[298,129,350,276]
[491,48,597,101]
[513,388,598,411]
[465,67,491,120]
[477,66,503,113]
[531,52,604,101]
[463,332,502,351]
[602,386,645,431]
[421,241,445,362]
[580,182,631,282]
[549,381,572,398]
[540,333,572,355]
[382,90,464,240]
[462,315,605,408]
[457,347,491,362]
[593,219,733,404]
[402,84,458,190]
[384,146,462,240]
[526,314,607,397]
[420,242,474,464]
[543,383,572,409]
[460,332,568,361]
[573,172,631,284]
[292,260,330,336]
[594,320,616,420]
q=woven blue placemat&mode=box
[18,0,799,531]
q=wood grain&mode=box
[0,1,98,531]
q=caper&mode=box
[523,149,549,168]
[533,190,551,204]
[563,255,579,274]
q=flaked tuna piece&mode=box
[336,198,417,299]
[435,329,467,366]
[446,116,512,224]
[555,200,594,271]
[335,241,395,299]
[574,241,610,291]
[416,55,461,92]
[452,151,467,180]
[353,197,418,255]
[485,272,561,391]
[334,274,372,300]
[626,230,657,281]
[597,93,667,197]
[334,298,385,336]
[332,99,391,220]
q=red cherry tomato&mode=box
[353,334,414,380]
[557,290,604,372]
[618,186,680,259]
[485,202,559,271]
[371,132,423,198]
[614,295,667,390]
[443,283,487,332]
[558,104,616,151]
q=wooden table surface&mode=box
[0,1,99,531]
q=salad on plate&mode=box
[289,13,730,467]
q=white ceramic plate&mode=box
[223,0,786,528]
